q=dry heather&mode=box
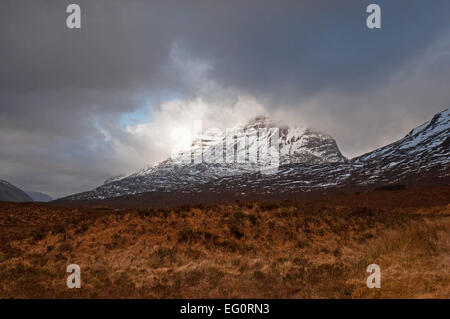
[0,186,449,298]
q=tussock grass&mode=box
[0,189,449,298]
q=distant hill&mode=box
[26,191,53,202]
[0,180,32,202]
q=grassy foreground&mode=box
[0,186,449,298]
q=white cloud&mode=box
[124,94,267,167]
[113,43,268,170]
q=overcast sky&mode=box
[1,0,450,198]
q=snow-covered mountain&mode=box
[351,107,449,185]
[198,108,450,195]
[62,108,449,202]
[64,117,346,200]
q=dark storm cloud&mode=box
[1,0,450,197]
[163,0,450,101]
[0,1,172,91]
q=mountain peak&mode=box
[243,116,274,129]
[60,107,449,202]
[64,116,347,200]
[405,107,449,139]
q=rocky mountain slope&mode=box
[0,180,32,202]
[64,117,346,200]
[198,108,450,195]
[62,108,449,202]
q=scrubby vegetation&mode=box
[375,184,407,191]
[0,186,449,298]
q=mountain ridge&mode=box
[60,107,449,202]
[0,180,33,203]
[64,116,347,200]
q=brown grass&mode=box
[0,186,449,298]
